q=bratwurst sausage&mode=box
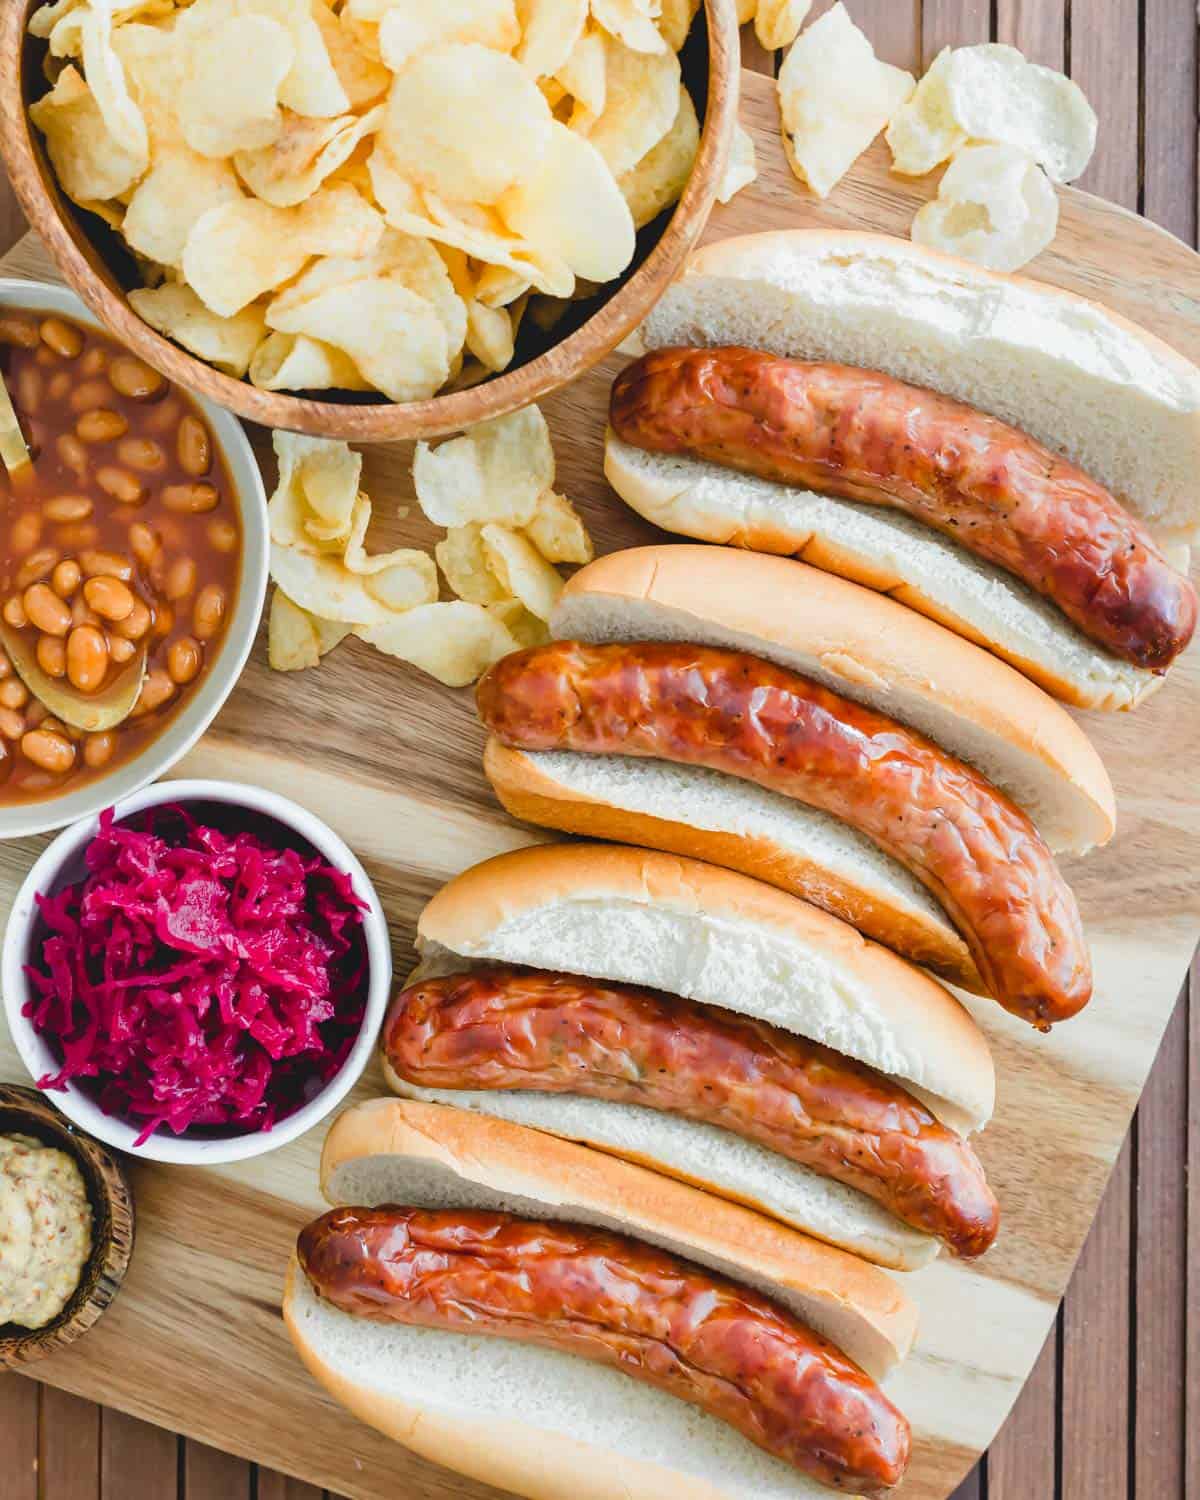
[298,1205,911,1492]
[609,348,1197,672]
[476,641,1091,1028]
[385,967,1000,1256]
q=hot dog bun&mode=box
[285,1098,916,1500]
[387,842,994,1268]
[607,228,1200,709]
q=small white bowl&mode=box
[2,779,392,1165]
[0,279,268,840]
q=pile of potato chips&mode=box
[267,402,594,685]
[776,3,1097,273]
[27,0,710,401]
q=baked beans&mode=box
[39,318,83,360]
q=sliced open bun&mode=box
[604,433,1169,711]
[414,842,995,1137]
[549,545,1115,854]
[483,736,983,994]
[640,228,1200,542]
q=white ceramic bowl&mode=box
[2,779,392,1164]
[0,279,268,840]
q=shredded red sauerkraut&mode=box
[24,805,369,1145]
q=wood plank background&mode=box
[0,2,1196,1496]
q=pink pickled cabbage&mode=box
[24,804,368,1146]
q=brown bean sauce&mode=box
[0,311,242,803]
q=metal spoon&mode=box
[0,620,147,732]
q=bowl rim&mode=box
[0,276,269,841]
[0,0,741,440]
[1,777,393,1165]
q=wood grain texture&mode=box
[0,0,739,442]
[100,1411,176,1500]
[40,1387,100,1500]
[0,1376,38,1500]
[1,52,1200,1500]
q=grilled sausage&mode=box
[476,640,1092,1028]
[609,347,1197,672]
[385,966,1000,1257]
[298,1205,911,1492]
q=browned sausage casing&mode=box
[610,347,1197,672]
[298,1205,911,1492]
[476,641,1092,1028]
[386,967,1000,1257]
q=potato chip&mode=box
[268,589,320,671]
[465,300,515,372]
[382,44,553,205]
[617,83,699,228]
[110,20,184,152]
[129,283,267,377]
[28,65,147,203]
[29,0,83,39]
[414,404,555,528]
[487,596,550,647]
[270,544,397,625]
[657,0,699,51]
[250,331,370,391]
[555,25,606,124]
[885,47,965,177]
[363,557,440,610]
[177,0,349,119]
[500,121,635,281]
[178,14,292,158]
[356,602,519,687]
[308,1,388,103]
[313,615,353,655]
[911,142,1058,272]
[48,0,173,58]
[79,4,150,162]
[515,0,587,78]
[778,2,914,198]
[435,524,508,604]
[377,0,519,73]
[123,146,243,267]
[591,0,667,54]
[480,523,564,620]
[754,0,810,49]
[474,264,532,308]
[716,119,757,204]
[736,0,756,22]
[582,35,680,177]
[234,105,384,207]
[941,43,1097,184]
[269,430,363,546]
[523,488,593,564]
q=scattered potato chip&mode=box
[911,142,1058,272]
[28,65,147,203]
[313,615,354,655]
[268,589,320,671]
[123,146,243,267]
[754,0,810,50]
[79,4,150,162]
[414,405,555,528]
[250,331,370,391]
[310,0,392,108]
[383,44,552,205]
[657,0,699,52]
[481,523,565,620]
[129,283,267,377]
[515,0,588,78]
[362,557,440,611]
[435,524,508,604]
[940,44,1097,184]
[499,122,635,282]
[356,602,519,687]
[466,301,516,372]
[716,120,757,204]
[270,543,398,625]
[591,0,667,55]
[885,47,964,176]
[583,34,681,178]
[618,84,699,228]
[234,105,384,207]
[778,2,914,198]
[270,431,363,546]
[178,14,292,158]
[487,596,551,648]
[555,25,606,125]
[523,489,594,564]
[378,0,519,73]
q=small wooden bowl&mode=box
[0,1,740,440]
[0,1083,135,1369]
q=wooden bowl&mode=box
[0,1,740,440]
[0,1083,135,1369]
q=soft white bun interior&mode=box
[640,228,1200,542]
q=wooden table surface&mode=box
[0,3,1197,1498]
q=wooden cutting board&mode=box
[3,67,1199,1500]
